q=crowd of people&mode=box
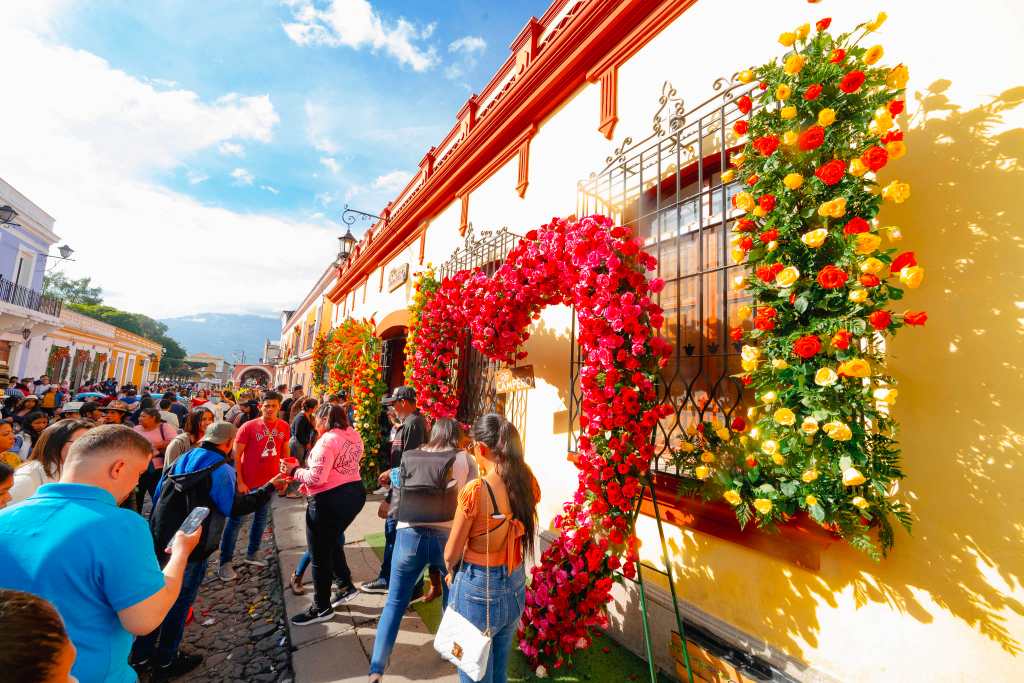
[0,375,539,683]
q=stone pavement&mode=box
[272,491,461,683]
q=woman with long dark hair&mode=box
[284,403,366,626]
[9,419,92,504]
[441,414,539,683]
[15,411,50,461]
[164,407,214,467]
[132,407,175,511]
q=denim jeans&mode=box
[377,516,398,584]
[132,559,208,666]
[449,562,526,683]
[369,526,450,675]
[219,498,270,565]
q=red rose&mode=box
[869,310,893,330]
[829,48,846,64]
[817,265,849,289]
[753,135,780,156]
[759,229,778,244]
[881,130,904,144]
[730,327,744,341]
[758,81,768,90]
[888,99,905,115]
[746,174,759,186]
[741,376,753,386]
[859,274,881,287]
[739,236,753,250]
[735,218,756,232]
[890,251,917,272]
[756,264,783,283]
[904,311,928,326]
[816,17,832,31]
[758,194,777,212]
[839,70,866,94]
[814,159,847,186]
[843,217,870,235]
[731,417,747,432]
[861,146,889,172]
[792,335,822,359]
[737,95,752,114]
[733,120,749,136]
[831,329,852,350]
[755,317,775,332]
[798,125,825,151]
[804,84,823,101]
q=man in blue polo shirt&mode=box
[0,425,201,683]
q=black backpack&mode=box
[395,449,458,524]
[150,459,227,565]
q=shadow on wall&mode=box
[660,81,1024,663]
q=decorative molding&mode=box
[516,135,531,197]
[597,66,618,139]
[458,194,470,236]
[378,266,385,293]
[418,223,428,265]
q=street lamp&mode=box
[58,245,74,260]
[0,205,16,225]
[337,228,357,262]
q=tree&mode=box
[68,303,189,372]
[42,272,103,305]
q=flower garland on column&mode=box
[403,265,440,386]
[672,13,922,557]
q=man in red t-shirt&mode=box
[216,391,289,581]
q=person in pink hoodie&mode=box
[282,403,365,626]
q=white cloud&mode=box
[0,20,335,317]
[281,0,439,72]
[448,35,485,55]
[320,157,341,174]
[231,167,255,185]
[218,141,245,157]
[304,100,340,153]
[186,169,209,185]
[445,35,485,83]
[372,170,412,191]
[261,185,280,195]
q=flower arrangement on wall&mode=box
[403,265,439,386]
[671,12,922,557]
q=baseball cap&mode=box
[203,421,238,445]
[382,386,416,405]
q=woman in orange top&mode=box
[443,414,539,683]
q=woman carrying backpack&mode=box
[367,418,477,679]
[440,414,539,683]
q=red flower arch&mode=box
[410,215,671,670]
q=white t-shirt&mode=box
[159,410,180,429]
[10,460,57,504]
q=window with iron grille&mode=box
[574,80,757,476]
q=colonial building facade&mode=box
[274,263,337,391]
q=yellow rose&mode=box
[814,367,839,387]
[782,130,799,146]
[887,64,909,89]
[694,465,711,480]
[724,490,742,506]
[761,439,779,456]
[741,357,758,372]
[778,32,796,47]
[871,111,894,134]
[783,173,804,190]
[837,358,871,378]
[849,158,869,177]
[773,407,796,426]
[817,197,848,218]
[866,11,888,32]
[805,495,818,507]
[886,141,907,160]
[781,106,797,120]
[899,265,925,288]
[873,387,898,404]
[762,390,777,403]
[775,266,800,288]
[731,246,747,264]
[801,469,819,483]
[852,496,870,510]
[741,345,761,362]
[715,427,731,442]
[735,191,755,212]
[784,54,806,75]
[738,69,754,84]
[817,108,836,126]
[721,168,736,183]
[771,358,789,370]
[795,23,810,40]
[884,225,903,242]
[854,233,882,255]
[699,451,715,464]
[731,152,746,167]
[860,257,884,274]
[752,206,767,218]
[737,304,752,321]
[766,240,779,253]
[676,441,696,453]
[863,45,884,65]
[843,467,867,486]
[772,452,786,465]
[800,416,819,435]
[753,498,773,515]
[823,421,853,441]
[848,288,869,303]
[776,84,792,101]
[801,228,828,248]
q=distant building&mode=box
[261,339,280,365]
[184,352,233,385]
[275,266,336,392]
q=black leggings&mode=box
[306,481,366,610]
[135,465,163,514]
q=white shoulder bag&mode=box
[434,479,506,681]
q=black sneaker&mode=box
[359,577,388,593]
[290,604,335,626]
[150,652,203,681]
[331,584,359,606]
[128,656,152,676]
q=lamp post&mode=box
[0,205,16,225]
[337,228,357,263]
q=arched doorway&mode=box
[239,367,271,388]
[378,324,407,392]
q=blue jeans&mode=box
[219,499,270,565]
[295,530,345,579]
[369,526,450,675]
[449,563,526,683]
[378,516,397,583]
[132,559,208,666]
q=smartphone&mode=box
[165,506,209,552]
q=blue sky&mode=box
[0,0,548,316]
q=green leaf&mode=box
[809,504,825,522]
[794,296,809,314]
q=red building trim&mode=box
[517,135,531,197]
[458,194,470,236]
[596,66,618,139]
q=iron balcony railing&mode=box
[0,276,62,317]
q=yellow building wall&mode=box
[335,1,1023,679]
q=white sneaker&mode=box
[217,564,237,581]
[244,554,268,568]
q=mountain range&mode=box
[159,313,281,364]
